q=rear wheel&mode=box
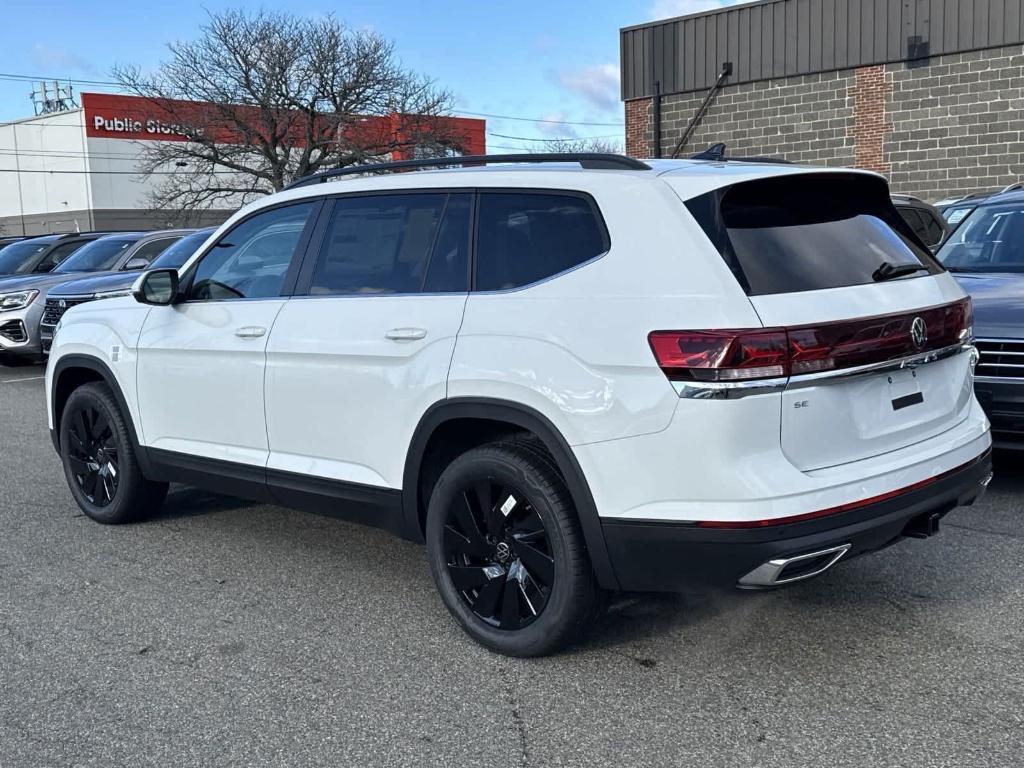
[426,439,601,656]
[60,382,168,524]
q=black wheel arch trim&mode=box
[402,397,620,591]
[50,354,156,477]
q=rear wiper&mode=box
[872,262,929,282]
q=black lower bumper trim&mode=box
[601,449,992,592]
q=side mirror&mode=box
[124,256,149,271]
[132,269,180,306]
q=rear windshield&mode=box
[686,173,941,296]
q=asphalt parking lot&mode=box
[1,361,1022,768]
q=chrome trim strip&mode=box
[975,337,1024,344]
[785,343,972,390]
[672,377,788,399]
[671,343,974,399]
[975,375,1024,383]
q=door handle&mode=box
[385,327,427,342]
[235,326,267,339]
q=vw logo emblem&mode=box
[58,299,66,310]
[911,316,928,349]
[494,542,512,563]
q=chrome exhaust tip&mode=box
[738,543,851,589]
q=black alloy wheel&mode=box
[443,479,555,629]
[60,382,168,524]
[65,403,120,507]
[426,438,602,657]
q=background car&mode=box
[41,227,211,351]
[0,232,116,277]
[0,230,189,361]
[934,188,1024,447]
[891,194,949,250]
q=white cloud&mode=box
[557,64,620,114]
[649,0,740,21]
[31,44,98,75]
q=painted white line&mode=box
[0,375,45,384]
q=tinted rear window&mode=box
[686,173,941,296]
[475,192,608,291]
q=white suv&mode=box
[46,154,992,656]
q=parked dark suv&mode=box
[935,188,1024,447]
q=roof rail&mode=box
[690,142,791,164]
[284,153,652,190]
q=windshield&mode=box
[0,240,52,274]
[150,229,213,269]
[54,237,140,273]
[936,203,1024,273]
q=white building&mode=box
[0,92,239,235]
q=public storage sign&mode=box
[80,92,487,154]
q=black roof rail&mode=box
[690,142,791,164]
[284,153,652,191]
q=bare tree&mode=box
[113,9,468,220]
[529,137,624,154]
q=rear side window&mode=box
[686,173,941,296]
[311,193,470,295]
[475,192,608,291]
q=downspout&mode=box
[671,62,733,159]
[652,81,662,159]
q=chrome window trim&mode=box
[672,343,974,399]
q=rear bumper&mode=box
[601,448,993,592]
[974,378,1024,449]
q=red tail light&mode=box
[649,298,972,383]
[649,330,788,382]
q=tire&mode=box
[59,382,168,524]
[426,438,602,657]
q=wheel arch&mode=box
[402,397,619,590]
[50,354,154,476]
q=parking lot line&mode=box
[0,376,45,384]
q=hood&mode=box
[0,271,92,294]
[0,269,125,297]
[48,270,137,298]
[953,272,1024,339]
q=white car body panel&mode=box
[135,300,286,466]
[265,293,468,488]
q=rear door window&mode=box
[685,173,941,296]
[475,192,608,291]
[309,192,470,295]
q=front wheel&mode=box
[60,382,168,524]
[425,439,601,657]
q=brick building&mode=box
[621,0,1024,201]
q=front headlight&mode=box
[0,289,39,312]
[92,289,132,300]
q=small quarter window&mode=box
[475,192,607,291]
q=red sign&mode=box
[81,92,486,158]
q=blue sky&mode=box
[0,0,738,149]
